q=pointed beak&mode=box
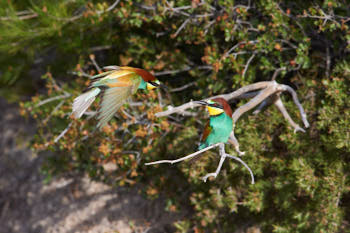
[160,83,168,90]
[194,100,208,106]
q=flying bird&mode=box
[72,66,161,128]
[196,98,233,150]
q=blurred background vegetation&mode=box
[1,0,349,232]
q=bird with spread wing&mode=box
[72,66,161,128]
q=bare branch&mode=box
[156,80,307,130]
[202,144,254,184]
[242,53,256,78]
[54,122,72,143]
[36,93,70,107]
[253,98,269,115]
[89,55,101,73]
[271,67,287,80]
[146,143,254,184]
[0,13,38,21]
[170,82,196,92]
[225,40,258,57]
[232,85,276,123]
[202,144,227,182]
[214,81,272,100]
[69,70,93,79]
[174,18,190,37]
[154,65,212,76]
[155,81,272,117]
[89,45,113,52]
[155,66,191,76]
[228,132,245,156]
[145,143,220,165]
[155,100,200,118]
[274,98,305,133]
[277,84,310,128]
[224,154,255,184]
[43,100,64,124]
[105,0,121,12]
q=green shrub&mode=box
[1,0,349,232]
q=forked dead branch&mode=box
[147,81,309,183]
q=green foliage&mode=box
[1,0,350,232]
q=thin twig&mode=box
[43,100,64,124]
[0,13,38,21]
[201,144,254,183]
[242,53,256,78]
[226,40,258,56]
[202,144,227,182]
[274,98,305,133]
[224,154,255,184]
[54,122,72,143]
[155,66,191,76]
[271,67,286,80]
[253,98,269,115]
[170,82,196,92]
[232,85,276,123]
[228,132,245,156]
[105,0,121,12]
[36,93,70,107]
[146,143,254,184]
[89,55,101,73]
[145,143,220,165]
[277,84,310,128]
[69,70,93,79]
[154,65,212,76]
[174,18,190,37]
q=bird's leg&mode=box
[202,143,227,182]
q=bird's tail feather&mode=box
[72,88,101,118]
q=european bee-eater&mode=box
[196,98,233,150]
[72,66,161,128]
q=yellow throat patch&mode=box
[146,80,160,90]
[206,106,224,116]
[146,82,157,90]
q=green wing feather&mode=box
[96,76,141,129]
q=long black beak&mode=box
[160,83,168,90]
[194,100,208,106]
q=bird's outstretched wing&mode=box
[96,75,141,129]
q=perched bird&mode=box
[72,66,161,128]
[196,98,233,150]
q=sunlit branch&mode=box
[146,143,254,184]
[145,143,220,165]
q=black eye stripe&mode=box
[149,81,159,87]
[209,103,223,109]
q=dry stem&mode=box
[146,143,254,184]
